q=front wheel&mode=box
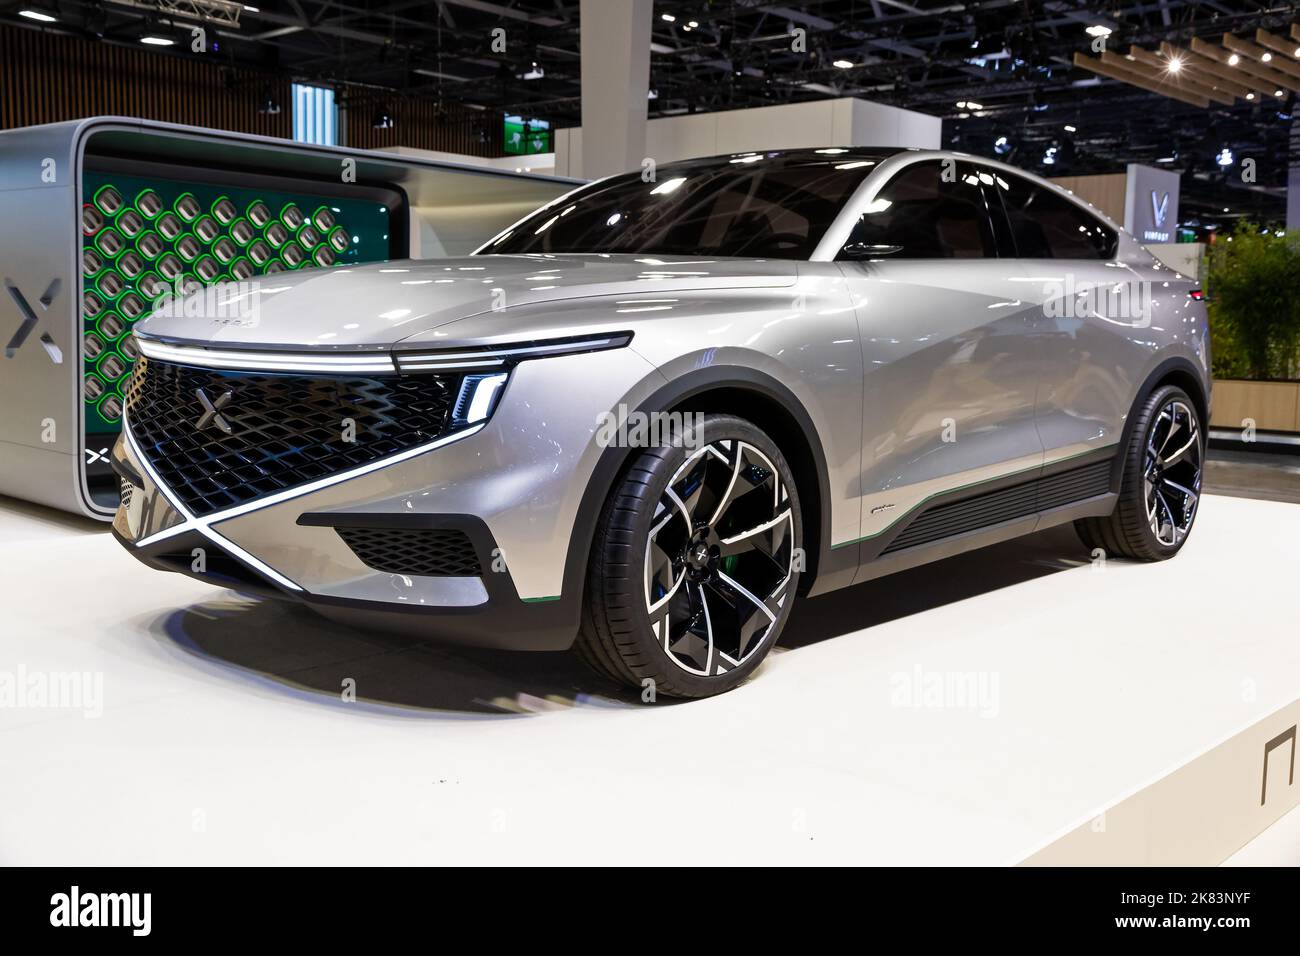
[1075,384,1203,561]
[575,414,802,699]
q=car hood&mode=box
[135,253,798,350]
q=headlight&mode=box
[452,372,510,426]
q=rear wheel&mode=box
[1075,384,1203,561]
[575,414,802,699]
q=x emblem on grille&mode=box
[194,387,235,434]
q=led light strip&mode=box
[136,336,398,373]
[395,332,633,372]
[126,418,486,590]
[136,332,634,375]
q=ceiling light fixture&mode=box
[1261,52,1273,62]
[139,35,175,46]
[18,8,58,22]
[833,59,855,69]
[1166,57,1183,73]
[1085,25,1113,37]
[661,13,675,22]
[1228,53,1240,65]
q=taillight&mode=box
[1189,289,1204,300]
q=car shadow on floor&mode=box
[152,524,1092,717]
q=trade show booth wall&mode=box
[0,117,578,521]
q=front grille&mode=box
[124,356,462,517]
[336,527,481,577]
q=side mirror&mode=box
[839,242,904,260]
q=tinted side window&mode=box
[995,174,1117,259]
[838,161,997,260]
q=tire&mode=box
[575,413,802,699]
[1075,384,1203,561]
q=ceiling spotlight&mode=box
[1064,124,1077,132]
[373,108,394,130]
[1042,145,1058,165]
[647,88,658,100]
[688,21,698,28]
[1085,25,1113,37]
[521,61,544,81]
[993,135,1012,156]
[1166,57,1183,73]
[1228,53,1240,65]
[139,35,175,46]
[661,13,675,22]
[1261,52,1273,62]
[18,7,58,22]
[833,59,855,69]
[1246,92,1255,100]
[1294,46,1300,57]
[956,100,967,108]
[965,100,983,110]
[1216,147,1234,166]
[1276,89,1286,97]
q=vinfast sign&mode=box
[1124,163,1180,245]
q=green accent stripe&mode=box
[831,445,1118,549]
[522,595,561,604]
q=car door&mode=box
[987,171,1138,465]
[835,158,1046,550]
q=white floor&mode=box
[1,492,1298,865]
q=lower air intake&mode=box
[336,527,482,577]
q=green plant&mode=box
[1206,222,1300,380]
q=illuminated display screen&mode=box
[503,114,551,155]
[80,170,396,435]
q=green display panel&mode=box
[80,171,394,434]
[503,114,551,155]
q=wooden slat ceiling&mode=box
[1075,26,1300,109]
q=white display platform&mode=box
[1,492,1297,865]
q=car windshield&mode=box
[481,152,890,259]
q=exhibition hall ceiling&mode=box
[2,0,1292,224]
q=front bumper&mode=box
[110,346,664,651]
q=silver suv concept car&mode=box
[113,148,1210,698]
